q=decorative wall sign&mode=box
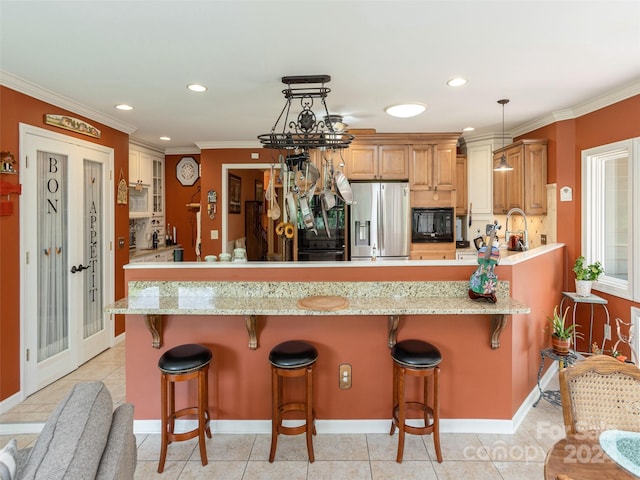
[176,156,199,186]
[117,169,128,205]
[44,114,101,138]
[229,173,241,214]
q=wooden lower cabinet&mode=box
[410,243,456,260]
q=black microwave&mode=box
[411,207,454,243]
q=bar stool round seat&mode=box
[157,344,212,473]
[390,339,442,463]
[269,340,318,463]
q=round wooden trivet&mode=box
[297,295,349,311]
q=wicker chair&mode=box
[559,354,640,435]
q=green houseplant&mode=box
[548,305,579,355]
[573,256,604,296]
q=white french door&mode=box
[20,124,114,395]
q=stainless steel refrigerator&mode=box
[350,182,410,260]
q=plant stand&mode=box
[533,348,578,407]
[560,291,611,355]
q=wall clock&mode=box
[176,156,199,186]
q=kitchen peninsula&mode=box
[108,244,565,434]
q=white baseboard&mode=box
[0,391,24,416]
[0,366,561,438]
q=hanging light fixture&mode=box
[257,75,354,150]
[494,98,514,172]
[324,114,347,132]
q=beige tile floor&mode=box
[1,341,565,479]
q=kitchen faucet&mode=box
[505,208,529,251]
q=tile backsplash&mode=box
[492,183,557,248]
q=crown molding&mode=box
[196,141,262,150]
[511,79,640,137]
[164,146,201,156]
[0,70,138,135]
[129,137,166,155]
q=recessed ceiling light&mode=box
[385,103,427,118]
[462,127,475,132]
[187,84,208,93]
[160,136,171,141]
[447,77,467,87]
[115,104,133,111]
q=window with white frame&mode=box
[582,138,639,301]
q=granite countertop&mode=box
[105,281,530,316]
[105,280,529,350]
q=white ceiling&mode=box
[1,1,639,152]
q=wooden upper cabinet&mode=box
[345,144,408,180]
[523,142,547,215]
[492,139,547,215]
[455,154,467,214]
[379,145,409,179]
[346,145,377,180]
[409,143,456,191]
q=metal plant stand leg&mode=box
[533,348,577,407]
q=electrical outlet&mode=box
[339,363,352,389]
[540,234,547,245]
[604,323,611,341]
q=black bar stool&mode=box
[390,339,442,463]
[268,340,318,463]
[157,344,212,473]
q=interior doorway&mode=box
[221,163,278,254]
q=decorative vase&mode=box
[575,279,592,297]
[551,335,571,355]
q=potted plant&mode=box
[548,305,579,355]
[572,255,604,296]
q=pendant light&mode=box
[494,99,514,172]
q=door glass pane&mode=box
[84,159,103,338]
[603,156,628,281]
[37,151,68,361]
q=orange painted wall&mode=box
[123,250,563,421]
[164,154,201,261]
[517,94,640,357]
[198,148,266,256]
[0,86,129,401]
[508,247,565,412]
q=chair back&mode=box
[559,354,640,435]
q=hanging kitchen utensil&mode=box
[320,198,331,238]
[320,156,336,210]
[333,169,353,204]
[285,171,297,222]
[298,195,317,234]
[305,160,320,187]
[266,167,280,220]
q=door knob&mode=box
[70,264,89,273]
